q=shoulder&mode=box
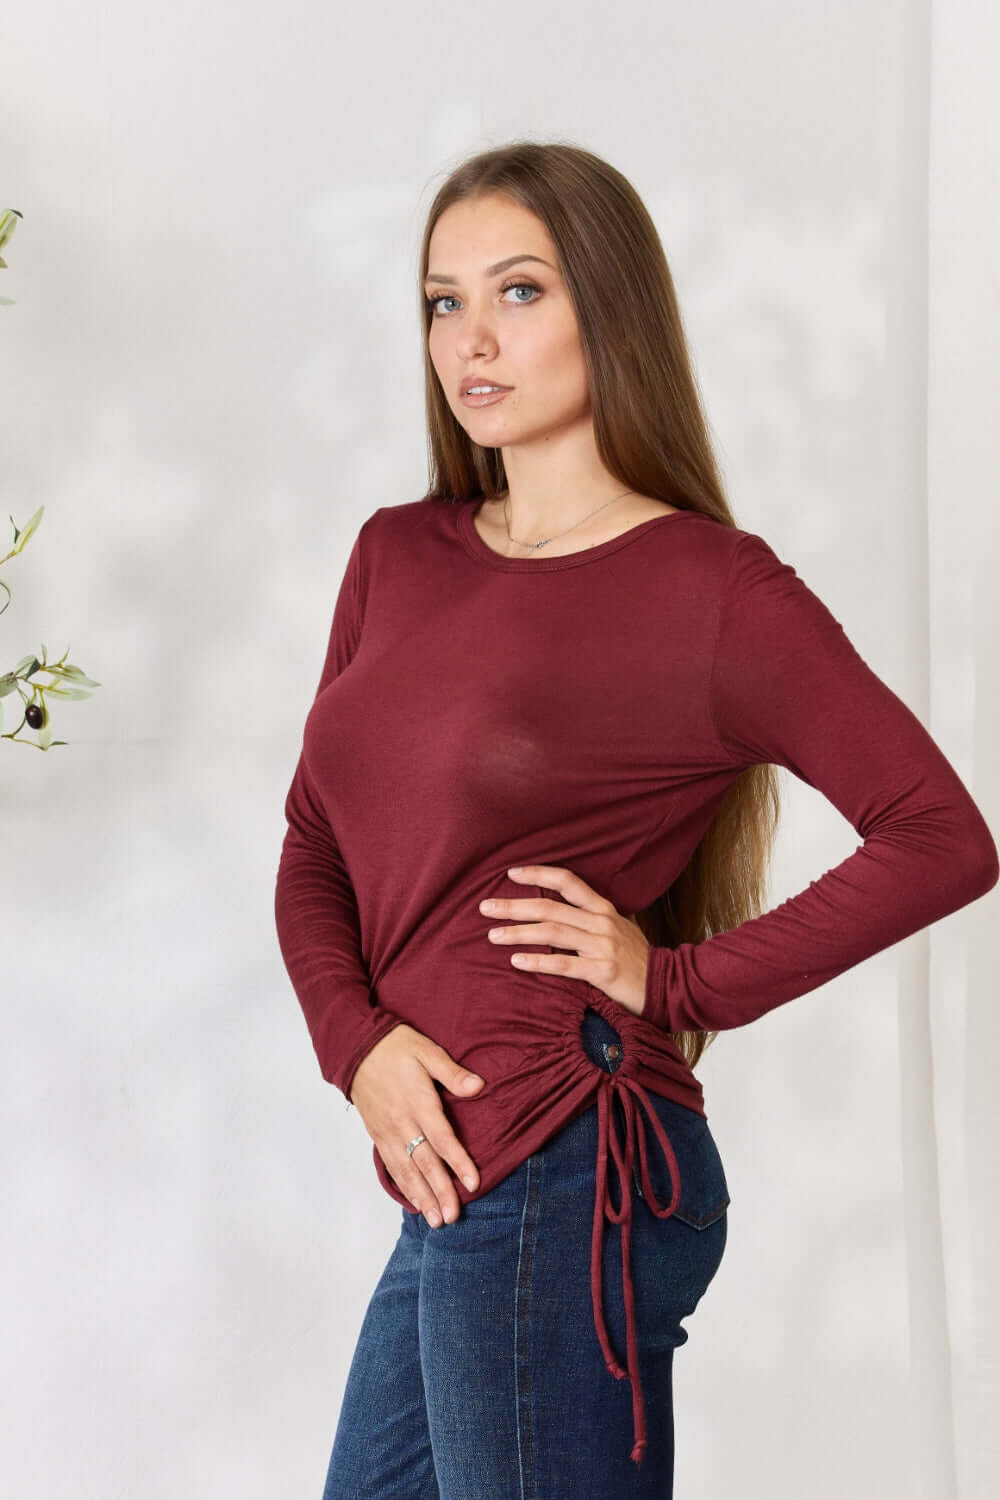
[357,496,453,551]
[669,519,810,605]
[661,520,837,650]
[710,525,855,667]
[717,527,834,615]
[646,511,779,587]
[685,518,780,567]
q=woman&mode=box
[274,141,998,1499]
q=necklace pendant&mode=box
[501,488,634,553]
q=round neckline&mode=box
[454,498,703,572]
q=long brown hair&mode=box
[415,139,781,1070]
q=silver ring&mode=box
[406,1134,427,1158]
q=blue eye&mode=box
[425,279,542,317]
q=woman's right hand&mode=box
[348,1024,486,1227]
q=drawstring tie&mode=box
[590,1070,681,1467]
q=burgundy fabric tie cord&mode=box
[274,497,998,1469]
[591,1070,682,1466]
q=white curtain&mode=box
[919,2,1000,1497]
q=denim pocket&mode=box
[631,1091,730,1229]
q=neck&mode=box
[500,486,630,536]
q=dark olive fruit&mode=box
[25,703,45,729]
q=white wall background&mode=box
[2,2,997,1496]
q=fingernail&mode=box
[464,1074,484,1088]
[463,1175,478,1190]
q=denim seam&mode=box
[513,1153,543,1500]
[672,1195,731,1228]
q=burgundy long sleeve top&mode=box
[274,496,998,1467]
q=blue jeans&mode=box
[323,1007,730,1499]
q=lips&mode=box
[460,377,513,397]
[460,386,511,408]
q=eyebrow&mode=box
[423,253,555,286]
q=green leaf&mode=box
[0,672,17,698]
[11,506,44,555]
[0,209,22,254]
[15,655,40,676]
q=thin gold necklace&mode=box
[502,488,635,551]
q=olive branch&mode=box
[1,207,101,750]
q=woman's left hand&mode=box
[479,865,650,1018]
